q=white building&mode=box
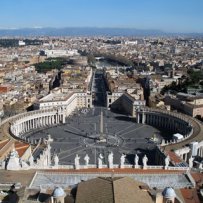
[19,40,26,46]
[36,89,92,117]
[44,49,79,58]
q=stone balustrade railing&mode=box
[8,163,189,171]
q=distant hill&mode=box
[0,27,202,37]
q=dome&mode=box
[162,187,176,198]
[52,187,65,197]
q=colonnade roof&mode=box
[164,118,203,151]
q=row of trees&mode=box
[0,39,42,47]
[78,49,134,67]
[161,69,203,95]
[35,57,68,73]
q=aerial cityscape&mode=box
[0,0,203,203]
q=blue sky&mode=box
[0,0,203,32]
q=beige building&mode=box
[165,93,203,117]
[36,88,92,117]
[109,92,146,117]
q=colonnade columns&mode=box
[33,119,36,128]
[184,153,188,162]
[11,111,66,138]
[136,113,140,124]
[142,113,146,124]
[62,114,66,124]
[46,116,49,125]
[198,147,203,157]
[49,116,51,125]
[136,112,146,124]
[56,114,59,124]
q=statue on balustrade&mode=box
[75,154,80,169]
[54,154,59,167]
[189,156,194,168]
[6,149,21,170]
[108,152,114,168]
[164,155,170,169]
[134,154,139,167]
[98,153,104,169]
[47,135,53,144]
[120,154,126,168]
[29,155,34,166]
[84,154,90,166]
[142,155,148,169]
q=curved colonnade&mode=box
[136,108,203,150]
[1,107,203,171]
[1,107,203,154]
[137,108,193,145]
[1,108,65,143]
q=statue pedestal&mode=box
[109,164,113,169]
[7,157,21,171]
[120,164,125,169]
[97,137,107,143]
[134,165,139,169]
[75,165,80,170]
[98,164,103,169]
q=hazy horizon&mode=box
[1,0,203,33]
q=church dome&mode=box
[52,187,65,197]
[162,187,176,198]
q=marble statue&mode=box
[47,134,53,143]
[142,155,148,169]
[54,154,59,167]
[108,152,114,168]
[6,149,21,171]
[199,162,203,169]
[164,155,170,169]
[120,154,126,168]
[134,154,139,167]
[189,156,194,168]
[98,154,104,169]
[29,155,34,166]
[84,154,90,167]
[74,154,80,170]
[10,149,19,158]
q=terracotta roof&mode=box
[0,86,10,93]
[191,172,203,187]
[75,177,154,203]
[167,151,182,164]
[180,188,201,203]
[113,177,153,203]
[180,172,203,203]
[76,177,114,203]
[0,139,14,159]
[0,139,10,150]
[15,141,30,157]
